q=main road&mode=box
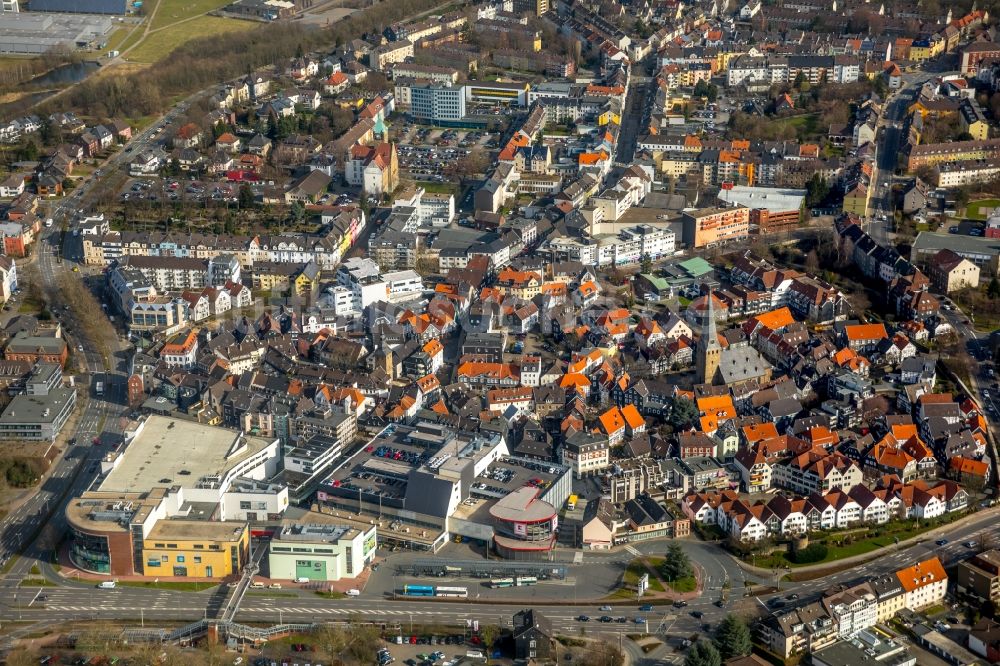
[0,97,189,589]
[0,503,998,643]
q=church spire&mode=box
[703,285,719,350]
[696,285,722,384]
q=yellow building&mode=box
[598,110,621,126]
[293,263,320,295]
[961,101,990,141]
[142,521,249,578]
[842,182,870,216]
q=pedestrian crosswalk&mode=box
[623,545,641,557]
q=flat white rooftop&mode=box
[99,416,275,494]
[717,185,806,213]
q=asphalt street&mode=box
[867,70,945,244]
[0,506,997,646]
[0,99,190,594]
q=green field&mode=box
[775,113,820,135]
[965,198,1000,220]
[128,16,256,63]
[150,0,235,30]
[106,25,146,54]
[756,518,953,570]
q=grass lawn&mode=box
[104,26,136,53]
[150,0,233,30]
[678,296,692,308]
[128,16,256,63]
[666,576,696,593]
[624,560,646,587]
[117,580,216,591]
[415,180,459,195]
[774,113,820,138]
[314,590,346,599]
[965,198,1000,221]
[759,517,958,571]
[18,297,43,314]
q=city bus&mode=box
[516,576,537,586]
[403,584,435,597]
[490,578,514,588]
[434,586,468,598]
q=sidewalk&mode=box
[732,505,1000,579]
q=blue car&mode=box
[639,605,653,611]
[634,616,646,624]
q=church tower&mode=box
[696,288,722,385]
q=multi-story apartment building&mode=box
[957,549,1000,604]
[907,138,1000,170]
[897,557,947,610]
[935,158,1000,187]
[368,40,414,71]
[682,207,750,248]
[824,583,878,639]
[560,431,610,478]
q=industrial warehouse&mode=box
[0,11,114,54]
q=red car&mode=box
[92,437,100,446]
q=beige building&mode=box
[368,40,414,72]
[927,248,981,293]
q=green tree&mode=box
[18,139,38,162]
[713,614,752,660]
[662,543,694,582]
[805,174,830,208]
[238,182,256,210]
[479,625,502,660]
[684,640,721,666]
[694,80,718,102]
[640,253,653,274]
[989,277,1000,300]
[289,201,306,225]
[668,396,698,431]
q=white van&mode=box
[97,581,116,589]
[250,581,265,589]
[465,652,485,660]
[295,577,310,583]
[346,589,361,597]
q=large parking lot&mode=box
[397,144,473,180]
[120,177,240,204]
[393,125,499,181]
